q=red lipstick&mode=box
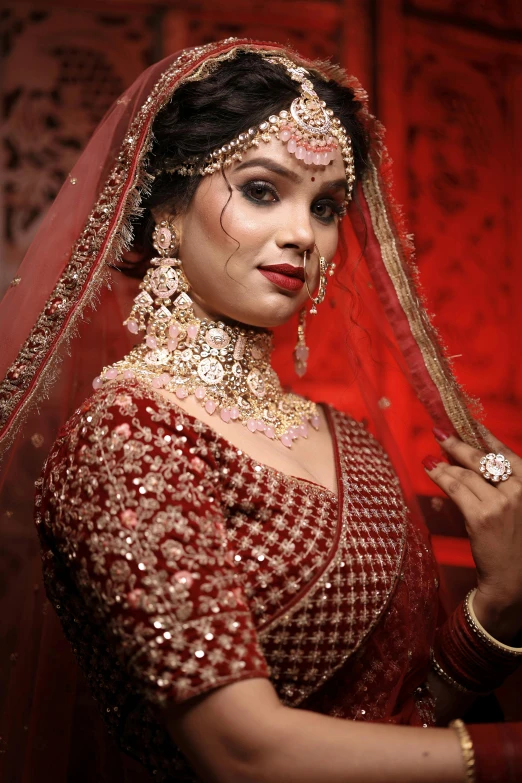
[258,263,305,292]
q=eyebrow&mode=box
[234,157,302,183]
[234,157,348,193]
[319,179,349,194]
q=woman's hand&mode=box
[423,427,522,644]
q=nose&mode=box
[274,210,315,259]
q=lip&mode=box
[259,263,305,281]
[258,267,305,292]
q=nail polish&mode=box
[422,455,442,471]
[433,427,452,442]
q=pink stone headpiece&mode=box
[163,56,356,204]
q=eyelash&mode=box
[239,180,343,224]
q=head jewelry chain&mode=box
[161,56,355,208]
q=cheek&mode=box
[325,222,341,257]
[189,187,261,260]
[213,194,273,252]
[192,187,230,247]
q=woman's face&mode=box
[171,137,347,327]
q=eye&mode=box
[312,199,343,223]
[241,180,279,204]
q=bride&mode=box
[1,39,521,783]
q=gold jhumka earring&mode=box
[123,219,192,340]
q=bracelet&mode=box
[466,590,522,657]
[433,598,522,694]
[449,719,476,783]
[430,650,490,696]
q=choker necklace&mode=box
[93,294,320,448]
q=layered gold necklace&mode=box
[93,299,320,448]
[93,219,320,447]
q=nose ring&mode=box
[303,249,328,315]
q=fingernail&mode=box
[422,454,442,471]
[433,427,452,442]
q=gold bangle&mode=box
[466,589,522,657]
[430,650,490,696]
[449,719,476,783]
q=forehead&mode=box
[231,136,347,185]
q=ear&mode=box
[150,207,178,225]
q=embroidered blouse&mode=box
[36,379,440,781]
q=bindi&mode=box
[311,176,315,182]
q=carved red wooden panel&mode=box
[1,5,152,291]
[401,20,522,456]
[408,0,522,30]
[163,1,344,62]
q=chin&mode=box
[210,292,303,329]
[240,302,300,329]
[267,296,304,324]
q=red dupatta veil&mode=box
[0,38,486,780]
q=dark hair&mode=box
[123,52,370,275]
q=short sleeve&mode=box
[40,384,270,707]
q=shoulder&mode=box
[78,379,193,430]
[44,379,219,484]
[39,379,226,543]
[60,378,206,445]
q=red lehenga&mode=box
[36,378,439,780]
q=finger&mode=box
[422,457,483,516]
[431,462,495,503]
[496,474,522,499]
[446,465,499,502]
[434,432,516,491]
[433,430,486,473]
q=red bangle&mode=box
[432,594,522,694]
[466,722,522,783]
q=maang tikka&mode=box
[161,56,355,209]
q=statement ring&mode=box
[480,453,512,483]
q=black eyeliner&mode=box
[239,180,280,205]
[238,178,342,223]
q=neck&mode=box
[187,292,254,330]
[190,302,272,339]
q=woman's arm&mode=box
[426,429,522,643]
[422,428,522,727]
[166,677,466,783]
